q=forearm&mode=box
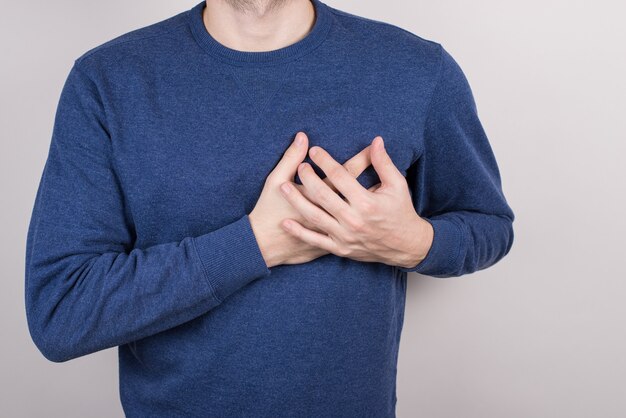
[397,45,515,277]
[397,210,514,277]
[26,215,270,363]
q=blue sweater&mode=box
[25,0,515,416]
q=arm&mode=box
[397,44,515,277]
[25,62,271,363]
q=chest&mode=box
[109,65,425,246]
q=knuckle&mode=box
[308,212,323,225]
[336,246,351,257]
[340,209,366,232]
[339,230,358,245]
[338,207,352,220]
[302,219,317,230]
[358,198,377,215]
[348,217,366,233]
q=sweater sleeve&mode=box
[397,45,515,277]
[24,62,272,363]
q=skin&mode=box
[203,0,315,52]
[204,0,434,269]
[249,132,382,267]
[249,133,434,269]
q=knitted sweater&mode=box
[25,0,515,416]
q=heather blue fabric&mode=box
[25,0,515,416]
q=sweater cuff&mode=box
[397,217,464,276]
[192,214,271,303]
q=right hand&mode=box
[249,131,375,268]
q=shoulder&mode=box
[73,8,189,71]
[326,5,443,68]
[328,7,472,94]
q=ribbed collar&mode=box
[187,0,333,66]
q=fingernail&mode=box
[295,133,304,147]
[280,182,292,194]
[377,137,384,149]
[309,147,318,157]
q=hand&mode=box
[278,136,434,269]
[249,132,375,268]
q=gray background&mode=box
[2,1,625,417]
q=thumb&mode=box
[370,136,403,188]
[271,131,309,181]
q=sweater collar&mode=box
[187,0,333,66]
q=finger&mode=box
[330,143,372,190]
[270,132,309,181]
[370,136,404,188]
[308,146,369,203]
[298,161,351,219]
[279,181,342,236]
[281,218,339,255]
[296,180,350,204]
[300,144,372,202]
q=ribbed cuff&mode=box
[192,214,271,303]
[397,217,464,277]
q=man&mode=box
[25,0,515,416]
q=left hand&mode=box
[278,136,434,269]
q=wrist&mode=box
[248,212,282,268]
[397,216,434,269]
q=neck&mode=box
[203,0,316,52]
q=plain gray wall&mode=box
[2,1,625,417]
